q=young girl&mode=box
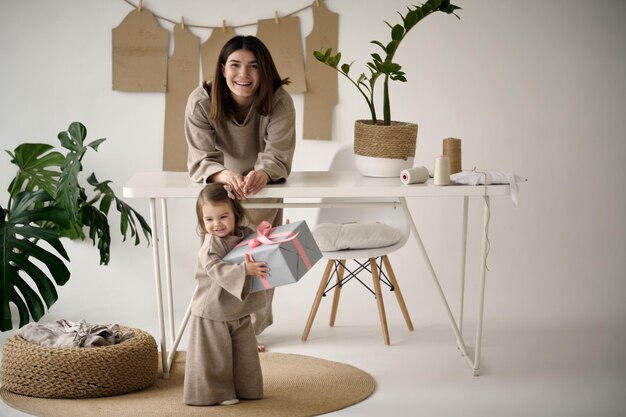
[183,183,269,406]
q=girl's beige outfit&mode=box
[183,227,266,406]
[185,82,295,335]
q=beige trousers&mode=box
[183,315,263,406]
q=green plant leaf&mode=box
[0,190,70,331]
[371,40,386,52]
[391,24,405,41]
[57,131,73,151]
[404,9,419,29]
[6,143,63,196]
[68,122,87,148]
[385,40,398,55]
[86,173,152,255]
[54,122,94,235]
[54,152,83,233]
[81,204,111,266]
[333,52,341,66]
[313,50,325,62]
[87,138,106,151]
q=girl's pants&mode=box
[183,314,263,405]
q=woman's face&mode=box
[222,49,260,107]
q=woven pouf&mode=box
[0,326,158,399]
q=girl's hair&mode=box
[208,35,290,121]
[195,183,247,235]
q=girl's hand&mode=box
[245,259,269,279]
[211,170,246,199]
[242,170,269,197]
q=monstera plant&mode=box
[0,122,151,331]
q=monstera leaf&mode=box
[5,143,64,196]
[85,173,151,265]
[55,122,106,240]
[0,190,70,331]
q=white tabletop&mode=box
[122,171,511,199]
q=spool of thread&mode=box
[443,138,462,174]
[400,166,429,184]
[434,155,450,186]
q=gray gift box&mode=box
[223,220,323,293]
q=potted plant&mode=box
[314,0,461,177]
[0,122,151,332]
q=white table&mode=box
[123,171,514,377]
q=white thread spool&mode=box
[434,155,450,186]
[400,166,429,184]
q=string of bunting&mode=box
[121,0,322,29]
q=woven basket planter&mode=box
[353,120,418,177]
[0,326,158,399]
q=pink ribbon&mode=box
[237,221,313,290]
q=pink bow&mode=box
[244,221,298,248]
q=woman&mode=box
[185,35,296,349]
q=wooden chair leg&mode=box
[302,260,334,341]
[329,260,345,327]
[370,258,390,345]
[382,255,414,331]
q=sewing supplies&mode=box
[443,137,462,174]
[400,166,429,184]
[434,155,450,186]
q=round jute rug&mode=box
[1,352,375,417]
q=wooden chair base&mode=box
[301,255,413,345]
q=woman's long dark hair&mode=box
[208,35,290,121]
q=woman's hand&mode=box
[242,170,269,197]
[210,170,246,199]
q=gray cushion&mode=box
[312,222,401,252]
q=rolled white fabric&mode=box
[434,155,450,186]
[400,166,429,184]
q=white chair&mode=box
[301,146,414,345]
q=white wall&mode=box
[1,0,625,349]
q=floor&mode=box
[1,316,624,417]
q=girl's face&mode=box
[202,201,236,238]
[222,49,260,107]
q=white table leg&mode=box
[161,199,175,345]
[168,291,196,370]
[149,198,169,379]
[400,198,471,363]
[473,196,491,376]
[459,197,469,339]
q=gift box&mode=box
[223,220,323,293]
